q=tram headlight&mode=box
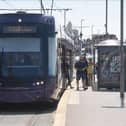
[40,81,44,85]
[32,81,44,86]
[36,82,40,85]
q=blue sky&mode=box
[52,0,121,39]
[0,0,125,39]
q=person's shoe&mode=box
[84,87,88,90]
[70,86,74,89]
[76,87,79,91]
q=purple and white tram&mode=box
[0,12,74,103]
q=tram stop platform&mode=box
[53,80,126,126]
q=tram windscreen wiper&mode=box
[0,48,4,76]
[1,48,5,74]
[0,48,8,77]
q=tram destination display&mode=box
[3,25,37,33]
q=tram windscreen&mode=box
[0,38,42,77]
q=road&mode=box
[0,103,56,126]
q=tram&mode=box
[0,12,74,103]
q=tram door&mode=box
[60,45,73,89]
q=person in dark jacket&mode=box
[75,55,88,90]
[62,59,73,89]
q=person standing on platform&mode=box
[83,53,89,87]
[62,59,73,89]
[75,55,88,91]
[87,58,94,86]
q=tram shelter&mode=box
[95,39,126,90]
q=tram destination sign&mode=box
[3,25,37,33]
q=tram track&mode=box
[0,103,56,126]
[25,114,41,126]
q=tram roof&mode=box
[0,13,55,24]
[95,39,126,46]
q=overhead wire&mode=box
[50,0,54,15]
[39,0,45,14]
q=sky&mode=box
[0,0,125,39]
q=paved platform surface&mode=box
[54,80,126,126]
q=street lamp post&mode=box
[91,25,96,84]
[80,19,85,49]
[80,19,85,40]
[63,9,72,28]
[91,25,94,57]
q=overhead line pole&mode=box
[120,0,125,108]
[105,0,108,34]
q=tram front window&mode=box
[0,38,43,77]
